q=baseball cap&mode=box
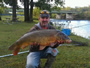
[40,10,50,18]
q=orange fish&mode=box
[9,29,72,55]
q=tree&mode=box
[20,0,30,22]
[3,0,20,21]
[35,0,65,16]
[0,0,2,3]
[24,0,30,22]
[35,0,51,11]
[0,0,4,20]
[29,0,33,22]
[12,0,17,21]
[20,0,65,22]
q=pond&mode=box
[50,19,90,39]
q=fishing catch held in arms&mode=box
[9,29,72,56]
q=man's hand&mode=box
[30,42,40,51]
[51,40,64,48]
[31,42,40,46]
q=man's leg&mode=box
[37,47,58,68]
[26,52,40,68]
[37,60,41,68]
[44,54,56,68]
[43,47,58,68]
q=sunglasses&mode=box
[41,17,49,19]
[40,11,49,14]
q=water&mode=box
[50,19,90,39]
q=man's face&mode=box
[39,17,50,27]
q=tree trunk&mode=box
[12,0,17,21]
[0,16,1,20]
[24,0,30,22]
[30,0,33,22]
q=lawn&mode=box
[0,16,90,68]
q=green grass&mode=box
[1,16,24,21]
[0,16,90,68]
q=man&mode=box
[26,10,61,68]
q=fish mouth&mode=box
[66,40,72,43]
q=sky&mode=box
[18,0,90,8]
[65,0,90,8]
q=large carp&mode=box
[9,29,72,55]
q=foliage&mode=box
[84,11,90,19]
[0,0,7,14]
[0,7,5,14]
[88,36,90,39]
[35,0,51,11]
[33,7,41,18]
[55,0,65,6]
[62,7,72,10]
[51,14,56,18]
[17,12,24,15]
[61,6,90,20]
[0,0,2,2]
[35,0,64,11]
[51,6,61,11]
[3,0,18,8]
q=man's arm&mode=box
[28,25,40,32]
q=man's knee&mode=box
[26,63,36,68]
[44,54,56,68]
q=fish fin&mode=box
[9,43,16,50]
[50,42,57,47]
[21,45,27,49]
[39,46,46,50]
[13,47,20,56]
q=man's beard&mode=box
[40,21,48,27]
[42,21,48,27]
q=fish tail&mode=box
[9,43,17,50]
